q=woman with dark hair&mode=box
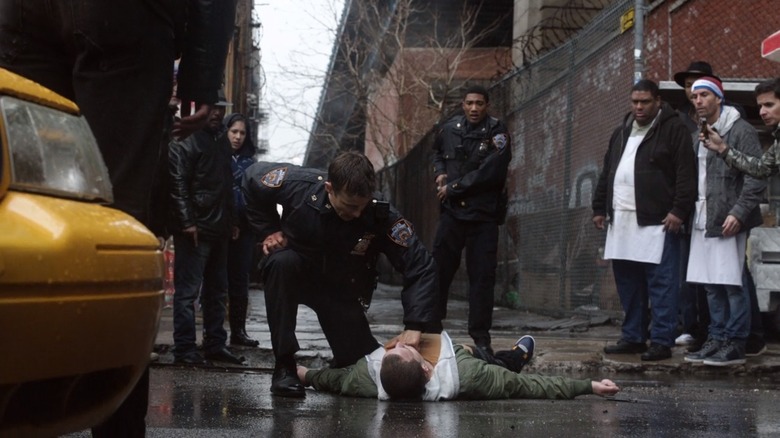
[224,113,260,347]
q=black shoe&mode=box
[604,340,647,354]
[640,343,672,361]
[494,335,536,372]
[703,339,747,366]
[684,337,721,362]
[472,343,495,363]
[271,364,305,398]
[746,337,767,357]
[173,351,208,366]
[205,346,246,365]
[231,330,260,347]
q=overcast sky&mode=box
[256,0,345,165]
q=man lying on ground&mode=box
[297,332,620,400]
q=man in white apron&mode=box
[684,77,766,366]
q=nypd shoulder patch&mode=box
[261,167,288,188]
[388,218,414,247]
[492,133,509,152]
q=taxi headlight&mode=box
[2,96,113,202]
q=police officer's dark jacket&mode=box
[243,162,441,333]
[432,114,512,222]
[168,126,234,239]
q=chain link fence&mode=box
[377,0,780,318]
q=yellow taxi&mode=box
[0,68,164,436]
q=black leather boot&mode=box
[271,359,305,397]
[231,329,259,347]
[229,296,259,347]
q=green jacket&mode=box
[306,345,593,401]
[723,126,780,178]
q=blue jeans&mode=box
[173,233,229,357]
[612,232,680,347]
[705,282,750,341]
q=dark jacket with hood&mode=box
[592,102,697,226]
[224,113,257,232]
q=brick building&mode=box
[310,0,780,317]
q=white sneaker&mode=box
[675,333,695,346]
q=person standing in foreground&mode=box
[224,113,260,347]
[169,99,246,367]
[432,85,512,356]
[296,331,620,401]
[243,151,441,398]
[593,79,697,361]
[683,77,766,366]
[0,1,237,435]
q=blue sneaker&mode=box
[513,335,535,364]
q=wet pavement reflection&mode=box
[133,367,780,437]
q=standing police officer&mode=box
[243,151,441,398]
[432,85,512,355]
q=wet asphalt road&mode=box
[65,366,780,437]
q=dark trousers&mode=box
[611,232,681,347]
[0,3,176,436]
[0,0,175,226]
[227,230,255,331]
[679,233,710,341]
[433,212,498,345]
[173,234,230,355]
[262,248,380,368]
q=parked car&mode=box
[0,68,164,436]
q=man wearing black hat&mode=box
[169,93,247,367]
[674,61,745,133]
[671,61,719,351]
[674,61,723,133]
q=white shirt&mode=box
[367,330,459,401]
[603,121,665,264]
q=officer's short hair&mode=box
[755,78,780,100]
[380,354,426,400]
[328,151,376,197]
[463,85,489,103]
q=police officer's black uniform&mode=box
[243,162,441,375]
[432,114,511,349]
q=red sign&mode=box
[762,30,780,62]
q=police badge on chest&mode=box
[351,233,375,255]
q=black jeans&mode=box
[0,2,177,435]
[0,0,175,226]
[262,248,381,368]
[433,212,498,345]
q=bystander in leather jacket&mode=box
[432,114,512,222]
[243,162,440,333]
[168,124,235,239]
